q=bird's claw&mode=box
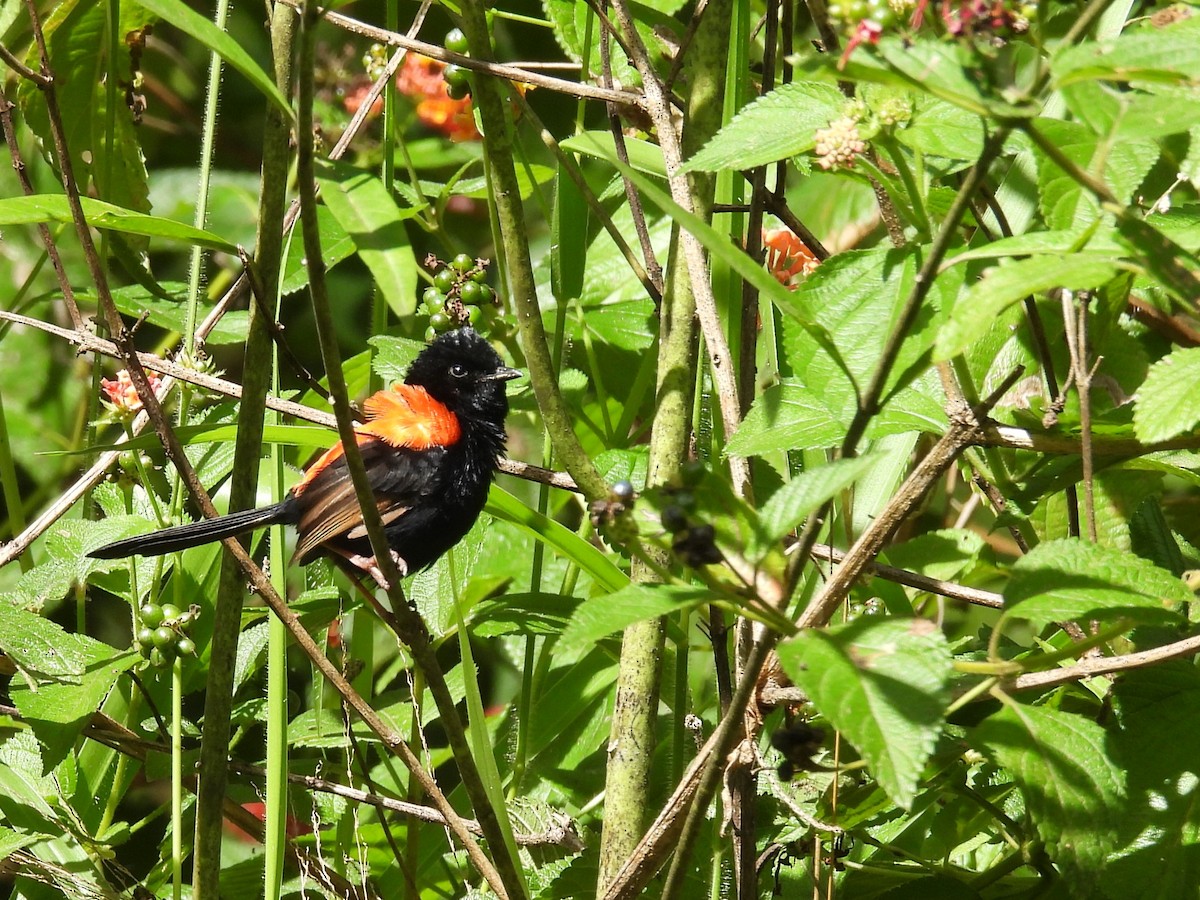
[346,551,408,590]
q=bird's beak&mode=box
[486,367,523,382]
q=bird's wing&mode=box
[291,436,443,563]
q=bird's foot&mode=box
[346,551,408,590]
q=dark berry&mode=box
[611,480,635,503]
[674,491,696,512]
[661,505,689,533]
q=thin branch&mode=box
[275,0,642,109]
[0,41,49,85]
[807,543,1004,609]
[1010,632,1200,692]
[0,89,83,329]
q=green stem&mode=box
[458,0,606,502]
[172,655,183,900]
[191,4,294,895]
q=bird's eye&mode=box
[449,363,468,378]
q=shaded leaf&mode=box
[1003,538,1188,627]
[937,255,1120,360]
[972,703,1123,883]
[777,618,953,809]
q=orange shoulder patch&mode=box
[359,384,461,450]
[290,386,460,498]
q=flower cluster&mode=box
[763,228,820,288]
[395,54,480,142]
[814,116,868,170]
[100,369,161,416]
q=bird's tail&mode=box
[88,501,296,559]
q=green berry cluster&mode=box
[422,253,499,340]
[135,602,199,667]
[828,0,902,28]
[443,28,472,100]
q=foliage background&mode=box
[4,0,1200,897]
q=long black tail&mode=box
[88,501,297,559]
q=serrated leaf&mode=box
[9,633,138,772]
[937,255,1120,360]
[0,195,236,252]
[1052,15,1200,87]
[1134,347,1200,444]
[0,602,89,683]
[683,82,845,172]
[753,455,880,555]
[1003,538,1188,628]
[896,99,986,161]
[559,584,709,655]
[776,618,953,809]
[315,159,420,319]
[972,703,1123,883]
[1106,663,1200,897]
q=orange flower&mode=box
[101,369,161,415]
[395,54,479,142]
[762,228,819,288]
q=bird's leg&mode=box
[344,550,408,590]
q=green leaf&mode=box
[560,131,666,177]
[897,99,986,161]
[368,334,427,385]
[1052,15,1200,87]
[777,618,953,809]
[486,486,628,594]
[683,82,845,172]
[129,0,293,118]
[281,206,356,296]
[0,602,89,683]
[16,0,150,215]
[559,584,709,655]
[1002,538,1189,628]
[1034,119,1159,231]
[972,703,1124,883]
[753,455,881,555]
[0,195,237,252]
[315,159,420,319]
[9,629,138,772]
[936,255,1120,360]
[552,164,589,302]
[1135,347,1200,444]
[1107,663,1200,897]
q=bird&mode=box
[89,328,521,588]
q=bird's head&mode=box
[404,328,521,424]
